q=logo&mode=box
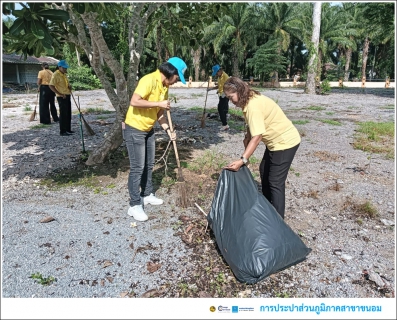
[238,307,254,312]
[218,305,231,313]
[209,306,216,312]
[232,306,238,313]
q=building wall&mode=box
[2,63,41,85]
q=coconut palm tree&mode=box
[251,2,305,86]
[203,3,255,77]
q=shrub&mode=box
[67,65,102,91]
[320,79,331,94]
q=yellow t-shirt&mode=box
[37,69,53,85]
[243,94,301,151]
[49,70,70,96]
[125,69,168,132]
[217,71,229,96]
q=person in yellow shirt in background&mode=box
[223,77,301,220]
[37,62,59,124]
[49,60,74,136]
[124,57,187,222]
[207,64,230,131]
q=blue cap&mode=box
[212,64,221,77]
[57,60,69,68]
[167,57,187,84]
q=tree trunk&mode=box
[75,47,81,67]
[191,47,201,82]
[66,3,161,165]
[361,36,370,80]
[232,45,240,77]
[305,2,321,95]
[155,25,163,63]
[344,47,352,81]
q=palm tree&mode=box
[305,2,321,94]
[203,3,254,77]
[252,3,304,86]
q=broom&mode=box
[167,109,188,208]
[29,92,38,121]
[71,92,95,136]
[200,79,210,128]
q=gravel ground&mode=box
[1,87,395,308]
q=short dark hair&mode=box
[42,62,49,69]
[158,62,178,80]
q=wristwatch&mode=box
[240,156,248,164]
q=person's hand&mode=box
[224,159,244,172]
[158,100,170,110]
[62,94,66,99]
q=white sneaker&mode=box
[127,205,148,221]
[143,193,164,206]
[220,125,229,131]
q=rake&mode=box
[28,93,38,121]
[200,79,210,128]
[71,92,95,136]
[167,109,188,208]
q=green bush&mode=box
[320,79,331,94]
[67,65,102,91]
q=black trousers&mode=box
[218,96,229,126]
[259,143,300,219]
[39,85,58,124]
[57,95,72,134]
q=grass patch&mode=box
[342,197,378,219]
[29,273,56,286]
[187,149,227,174]
[353,121,394,158]
[292,120,310,125]
[191,93,204,98]
[325,112,335,116]
[31,124,50,129]
[379,105,394,110]
[307,106,326,111]
[40,171,101,190]
[24,106,32,111]
[85,107,113,114]
[229,108,243,118]
[318,119,342,126]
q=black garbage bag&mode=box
[207,165,311,284]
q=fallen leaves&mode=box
[40,216,55,223]
[146,261,161,273]
[102,260,113,268]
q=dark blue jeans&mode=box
[259,143,300,219]
[124,124,155,206]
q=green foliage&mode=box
[320,79,331,94]
[67,65,102,90]
[247,40,288,80]
[292,120,310,125]
[30,273,56,286]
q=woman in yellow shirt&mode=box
[125,57,187,222]
[223,77,301,219]
[207,64,230,130]
[37,62,59,124]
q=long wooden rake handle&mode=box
[201,79,210,121]
[166,109,181,168]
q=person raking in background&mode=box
[223,77,301,219]
[49,60,74,136]
[37,62,59,124]
[207,64,230,131]
[124,57,187,222]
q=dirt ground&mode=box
[1,87,395,304]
